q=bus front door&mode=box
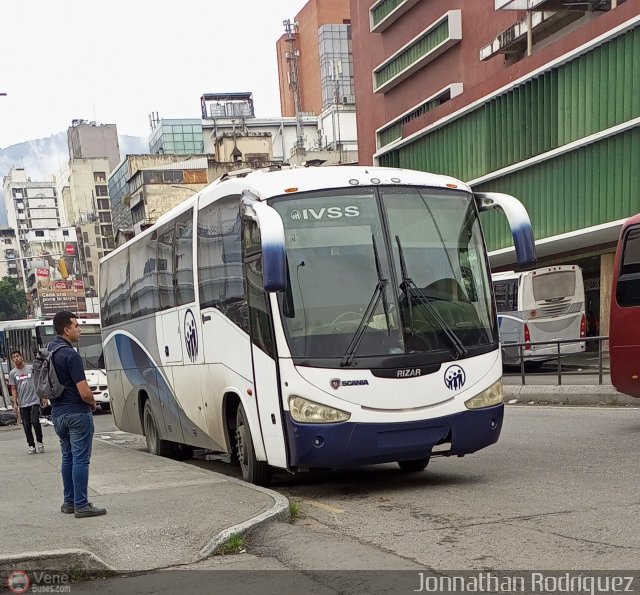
[246,257,288,469]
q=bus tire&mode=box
[397,458,430,472]
[235,404,272,486]
[143,401,174,459]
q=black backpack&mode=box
[32,343,66,400]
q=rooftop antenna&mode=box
[284,19,305,153]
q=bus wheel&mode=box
[143,401,174,458]
[235,405,272,486]
[397,458,430,472]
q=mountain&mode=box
[0,133,148,226]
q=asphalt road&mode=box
[93,404,640,573]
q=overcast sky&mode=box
[0,0,309,149]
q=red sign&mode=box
[65,244,76,255]
[54,281,69,290]
[36,267,49,277]
[73,279,84,290]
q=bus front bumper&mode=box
[283,405,503,469]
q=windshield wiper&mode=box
[341,235,390,367]
[395,236,467,358]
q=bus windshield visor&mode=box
[272,186,497,364]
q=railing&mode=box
[503,336,609,386]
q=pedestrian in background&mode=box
[9,350,45,454]
[49,310,106,518]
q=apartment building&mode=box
[351,0,637,337]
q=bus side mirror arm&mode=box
[475,192,537,270]
[241,194,287,292]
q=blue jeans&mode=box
[53,413,94,508]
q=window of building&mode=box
[143,171,163,184]
[4,239,11,245]
[35,230,44,237]
[163,170,184,184]
[83,232,89,243]
[372,12,461,94]
[85,246,91,258]
[89,275,95,286]
[94,172,107,182]
[99,212,112,223]
[95,185,109,197]
[62,230,69,236]
[97,199,110,211]
[87,261,93,272]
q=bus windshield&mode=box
[272,186,497,365]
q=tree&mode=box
[0,276,28,321]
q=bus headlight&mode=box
[464,380,504,409]
[289,396,351,423]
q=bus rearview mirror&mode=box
[475,192,537,270]
[241,195,287,293]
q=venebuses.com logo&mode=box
[5,569,71,593]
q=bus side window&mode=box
[158,225,176,310]
[493,280,517,313]
[616,227,640,308]
[197,196,247,332]
[175,209,195,306]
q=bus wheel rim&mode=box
[145,414,156,452]
[236,423,247,470]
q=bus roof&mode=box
[622,213,640,230]
[102,165,471,263]
[0,318,101,331]
[492,264,582,281]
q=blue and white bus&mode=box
[100,166,536,485]
[0,317,109,410]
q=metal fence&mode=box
[503,336,609,386]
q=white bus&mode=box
[100,166,536,485]
[0,318,110,410]
[492,265,586,367]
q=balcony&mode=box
[484,0,624,61]
[496,0,619,8]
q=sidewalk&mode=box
[0,422,289,579]
[501,351,640,406]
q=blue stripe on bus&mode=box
[113,333,184,424]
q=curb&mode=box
[504,384,640,406]
[95,436,291,560]
[0,549,115,583]
[198,478,290,558]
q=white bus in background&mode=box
[100,166,536,485]
[0,318,110,411]
[492,265,586,368]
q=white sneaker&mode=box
[37,442,45,453]
[28,446,36,454]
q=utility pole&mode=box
[284,19,305,155]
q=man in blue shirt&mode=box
[50,311,106,519]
